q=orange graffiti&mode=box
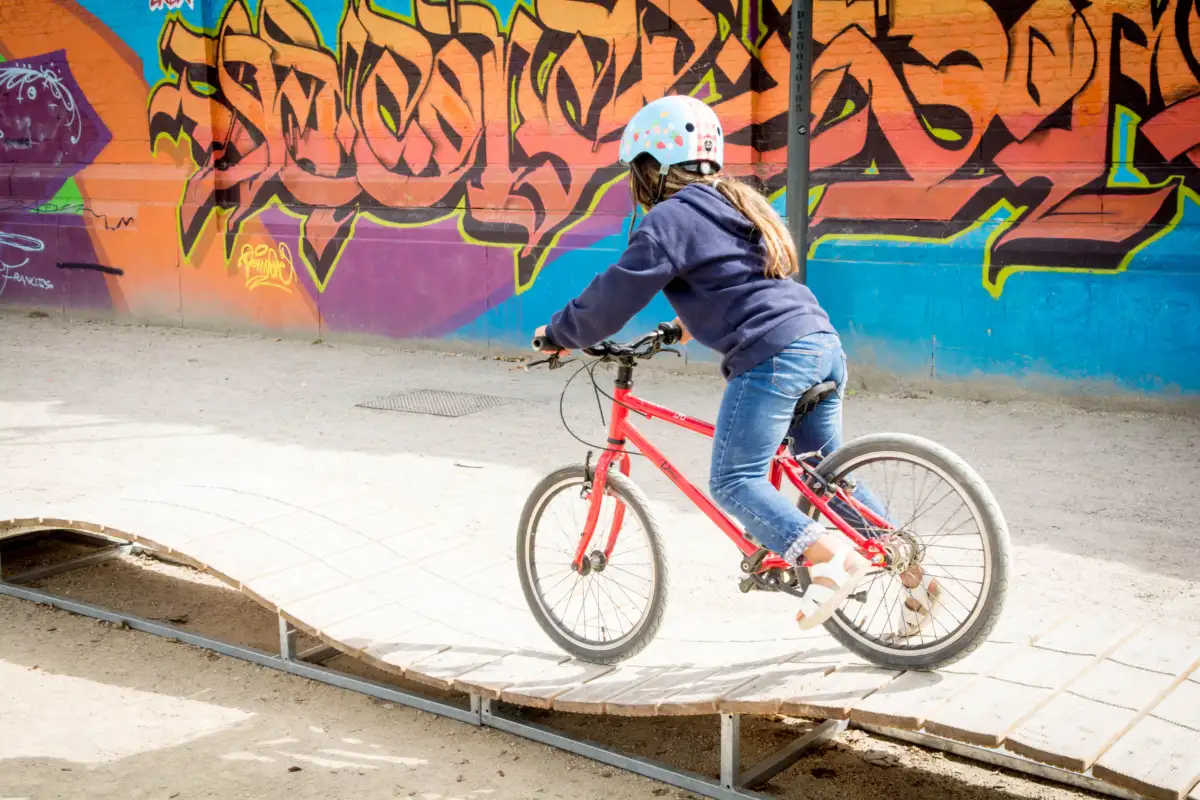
[147,0,788,292]
[238,242,297,292]
[144,0,1200,299]
[807,0,1200,291]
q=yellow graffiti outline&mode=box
[985,183,1197,298]
[356,0,538,36]
[802,198,1024,295]
[766,185,826,216]
[513,171,631,292]
[689,69,723,104]
[738,0,771,58]
[1106,104,1151,188]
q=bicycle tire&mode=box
[517,464,669,665]
[797,433,1011,670]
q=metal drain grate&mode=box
[356,388,518,418]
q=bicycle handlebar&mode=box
[528,322,683,368]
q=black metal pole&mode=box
[785,0,814,284]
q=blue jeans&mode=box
[709,332,889,565]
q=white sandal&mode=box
[796,539,871,630]
[895,573,940,637]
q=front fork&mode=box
[571,448,631,571]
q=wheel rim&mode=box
[523,476,658,653]
[812,450,994,658]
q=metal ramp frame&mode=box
[0,529,1151,800]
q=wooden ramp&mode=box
[2,486,1198,800]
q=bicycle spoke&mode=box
[525,476,658,649]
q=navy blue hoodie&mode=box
[546,182,836,380]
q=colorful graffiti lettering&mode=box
[1,0,1199,391]
[807,0,1200,294]
[144,0,1199,300]
[238,242,297,292]
[146,0,792,293]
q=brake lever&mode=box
[525,354,571,370]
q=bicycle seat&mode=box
[790,381,838,426]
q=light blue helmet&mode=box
[618,95,724,174]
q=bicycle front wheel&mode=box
[797,433,1011,670]
[517,464,669,664]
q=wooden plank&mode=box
[719,662,836,714]
[362,638,450,675]
[288,525,372,559]
[1094,679,1200,800]
[847,611,1069,730]
[1005,627,1200,771]
[330,508,422,544]
[601,666,721,716]
[69,500,243,550]
[454,653,572,699]
[250,510,339,542]
[660,660,808,715]
[404,646,512,690]
[777,665,900,720]
[922,618,1138,747]
[188,528,312,585]
[850,639,1014,730]
[280,583,390,634]
[498,660,617,709]
[319,604,431,657]
[379,526,469,563]
[552,666,671,714]
[359,566,459,603]
[123,486,291,526]
[241,561,349,609]
[303,491,408,528]
[322,542,409,582]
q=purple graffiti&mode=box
[0,50,111,207]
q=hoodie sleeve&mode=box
[544,229,677,350]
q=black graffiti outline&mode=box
[56,262,125,275]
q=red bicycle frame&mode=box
[571,382,893,573]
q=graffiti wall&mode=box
[1,0,1197,392]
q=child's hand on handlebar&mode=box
[533,325,571,355]
[670,317,692,345]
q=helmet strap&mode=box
[652,170,668,206]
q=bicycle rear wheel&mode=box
[517,464,669,664]
[796,433,1010,670]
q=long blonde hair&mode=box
[630,157,798,279]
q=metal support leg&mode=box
[479,699,768,800]
[7,544,133,584]
[471,693,486,723]
[278,616,297,661]
[720,713,741,790]
[740,719,845,788]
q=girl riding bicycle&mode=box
[534,95,939,635]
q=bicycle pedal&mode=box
[737,576,760,593]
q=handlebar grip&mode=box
[657,321,684,346]
[531,335,550,351]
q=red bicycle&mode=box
[519,325,1010,670]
